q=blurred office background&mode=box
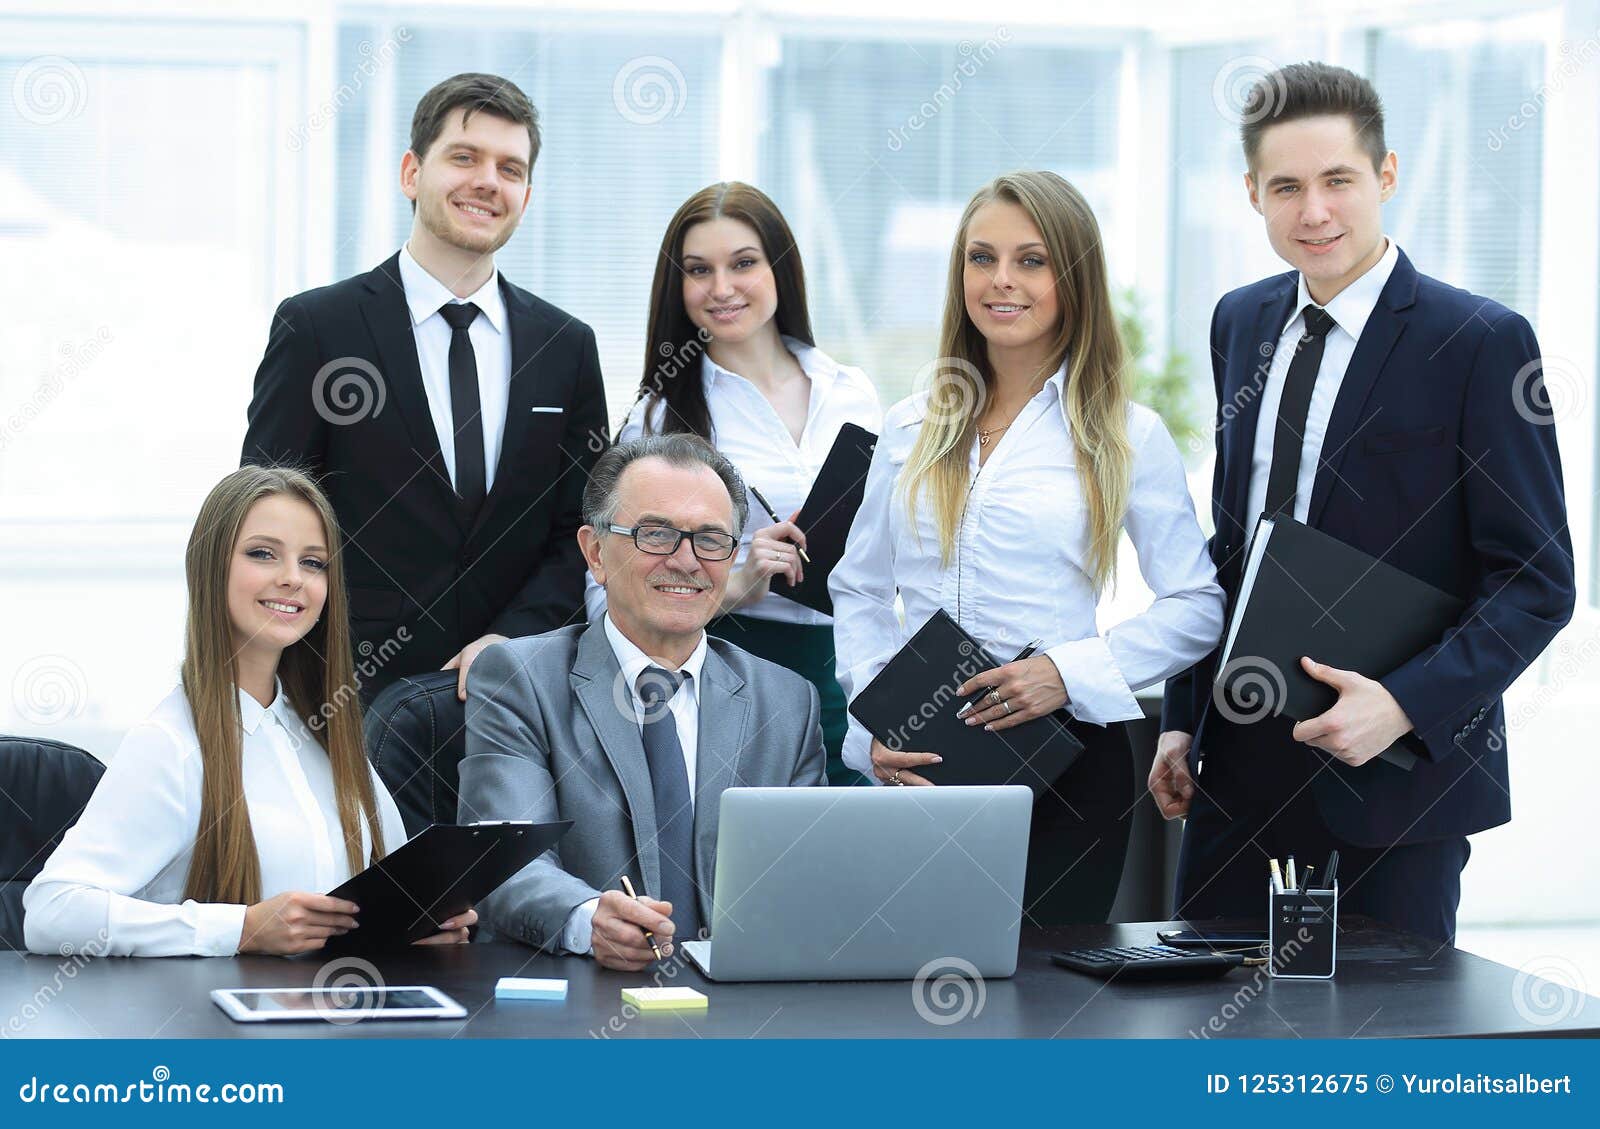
[2,0,1596,994]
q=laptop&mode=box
[680,785,1031,982]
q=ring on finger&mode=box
[1002,700,1013,716]
[889,769,903,785]
[987,689,1002,706]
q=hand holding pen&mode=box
[726,485,809,607]
[955,638,1069,732]
[588,878,675,972]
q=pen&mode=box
[1269,858,1285,895]
[1323,849,1340,888]
[619,875,663,961]
[1300,864,1315,891]
[957,639,1042,718]
[747,485,811,563]
[1285,854,1298,892]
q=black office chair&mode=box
[0,735,106,951]
[363,670,469,837]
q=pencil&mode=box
[620,875,663,960]
[747,484,811,564]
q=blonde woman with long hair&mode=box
[830,172,1224,924]
[25,466,475,956]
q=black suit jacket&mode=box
[242,253,608,695]
[1162,249,1574,847]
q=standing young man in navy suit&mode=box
[1152,62,1574,945]
[244,74,608,701]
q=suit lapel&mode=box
[692,645,748,920]
[1306,252,1418,527]
[465,278,553,544]
[1222,279,1298,550]
[570,624,659,897]
[358,254,460,520]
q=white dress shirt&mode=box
[1244,237,1400,524]
[559,614,708,954]
[585,337,882,626]
[398,243,512,493]
[23,683,408,957]
[829,364,1226,778]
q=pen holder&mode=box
[1266,881,1338,979]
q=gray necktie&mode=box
[636,667,703,942]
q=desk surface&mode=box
[5,919,1596,1039]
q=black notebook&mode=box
[1214,516,1466,771]
[319,820,570,953]
[769,423,877,616]
[848,609,1084,799]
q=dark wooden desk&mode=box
[4,918,1596,1039]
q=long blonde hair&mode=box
[901,171,1132,591]
[180,466,386,905]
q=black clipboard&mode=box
[847,610,1084,799]
[319,820,570,953]
[769,423,877,616]
[1215,516,1465,771]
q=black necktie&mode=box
[635,667,703,943]
[438,301,486,512]
[1264,305,1337,518]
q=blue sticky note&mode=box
[495,977,568,1001]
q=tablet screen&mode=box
[228,988,442,1014]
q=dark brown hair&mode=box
[635,182,815,441]
[410,72,541,169]
[1240,62,1386,174]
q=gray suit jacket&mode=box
[458,622,826,950]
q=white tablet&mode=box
[210,985,467,1023]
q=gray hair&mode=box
[582,433,749,537]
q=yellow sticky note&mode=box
[621,986,708,1012]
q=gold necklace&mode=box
[977,422,1010,447]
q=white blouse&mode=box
[585,336,882,626]
[828,364,1225,778]
[23,682,408,957]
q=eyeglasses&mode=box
[604,522,738,561]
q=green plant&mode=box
[1116,286,1202,457]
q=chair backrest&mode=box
[0,735,106,951]
[363,670,467,837]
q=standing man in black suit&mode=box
[244,73,607,700]
[1151,62,1574,945]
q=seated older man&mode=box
[458,433,825,970]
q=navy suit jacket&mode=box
[1162,249,1573,846]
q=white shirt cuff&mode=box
[842,719,880,782]
[203,902,249,957]
[561,897,600,954]
[1045,637,1142,725]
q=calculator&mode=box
[1049,944,1246,980]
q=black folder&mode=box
[848,609,1084,798]
[769,423,877,615]
[319,820,571,953]
[1214,516,1465,771]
